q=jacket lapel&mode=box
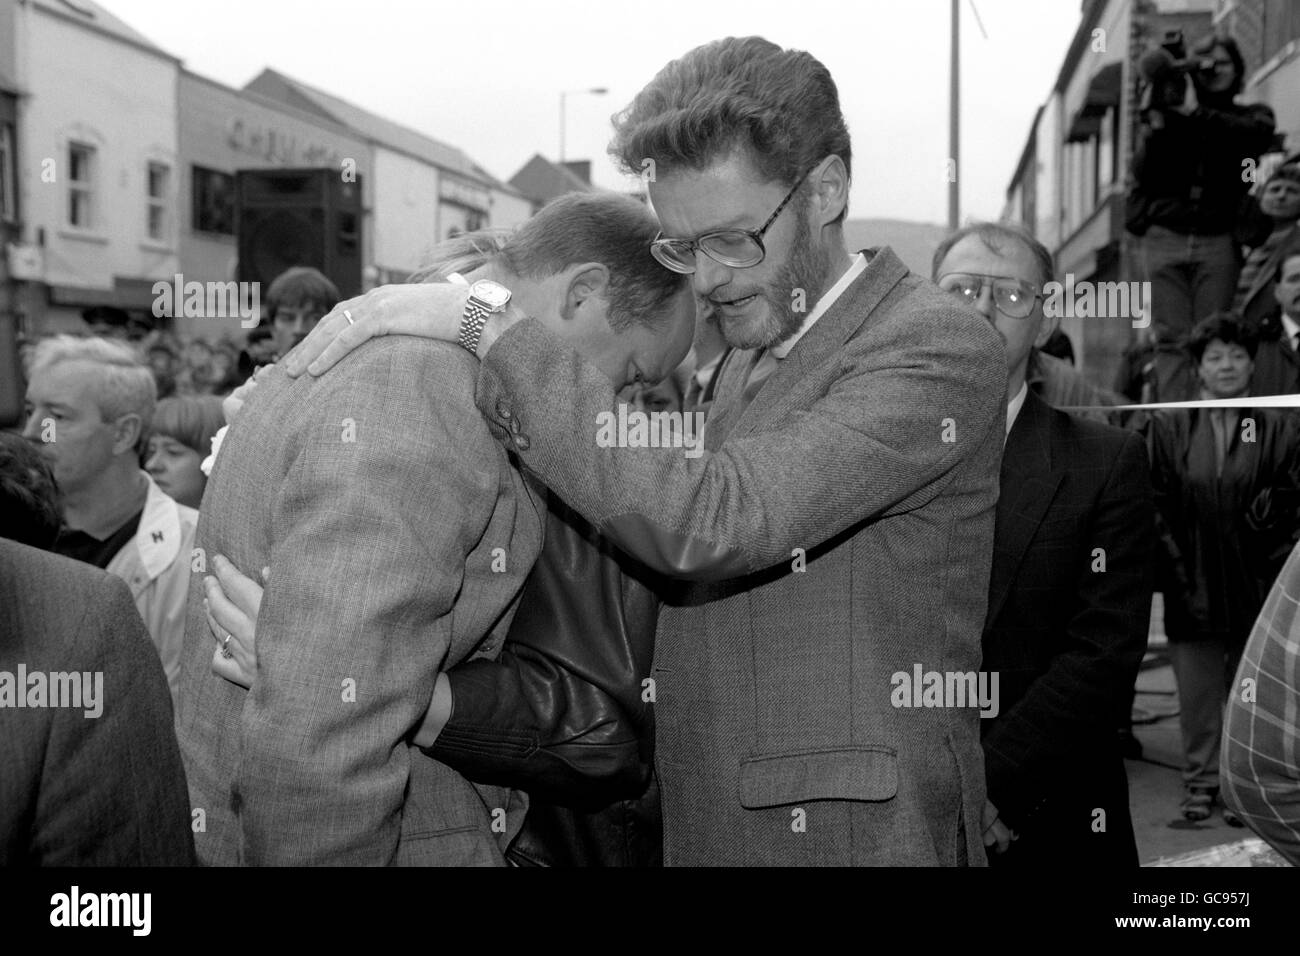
[703,347,763,449]
[721,248,909,444]
[985,390,1063,625]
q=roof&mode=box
[508,153,594,206]
[181,68,363,143]
[33,0,179,62]
[1051,0,1107,96]
[244,68,516,191]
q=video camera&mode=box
[1138,30,1216,112]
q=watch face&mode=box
[471,279,512,310]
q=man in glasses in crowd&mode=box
[284,35,1008,866]
[933,223,1155,866]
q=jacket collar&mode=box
[130,472,186,581]
[715,247,908,445]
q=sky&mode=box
[98,0,1083,225]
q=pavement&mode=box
[1128,595,1291,867]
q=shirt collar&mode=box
[770,252,868,359]
[1006,382,1029,439]
[1282,311,1300,345]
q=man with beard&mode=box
[282,36,1006,866]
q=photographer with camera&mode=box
[1126,31,1276,401]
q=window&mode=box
[191,164,235,235]
[68,142,94,229]
[146,162,169,241]
[1260,0,1300,66]
[0,123,14,223]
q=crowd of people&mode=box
[2,30,1299,871]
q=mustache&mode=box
[706,290,761,307]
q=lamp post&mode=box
[949,0,960,230]
[560,87,609,162]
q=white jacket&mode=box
[106,472,198,706]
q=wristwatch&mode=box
[458,279,513,356]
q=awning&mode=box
[47,276,165,311]
[1066,61,1122,143]
[1081,62,1122,115]
[1066,113,1103,143]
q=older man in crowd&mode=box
[932,222,1156,865]
[1252,251,1300,397]
[21,335,196,704]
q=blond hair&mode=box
[408,229,513,284]
[31,335,157,432]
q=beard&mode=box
[717,210,836,351]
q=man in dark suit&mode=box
[1233,164,1300,333]
[1251,252,1300,397]
[0,434,194,864]
[933,223,1156,866]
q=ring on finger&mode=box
[343,309,355,326]
[221,633,234,659]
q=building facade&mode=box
[245,69,532,284]
[0,0,539,394]
[176,70,371,340]
[6,0,181,338]
[998,0,1300,387]
[1215,0,1300,152]
[0,0,21,425]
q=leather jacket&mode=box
[1144,406,1300,649]
[425,493,664,866]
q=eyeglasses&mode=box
[649,169,812,274]
[936,272,1043,319]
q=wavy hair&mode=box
[609,36,852,222]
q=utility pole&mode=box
[560,87,608,162]
[949,0,960,230]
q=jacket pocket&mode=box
[738,746,898,808]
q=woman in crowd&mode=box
[144,395,226,509]
[1144,313,1300,822]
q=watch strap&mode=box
[458,297,491,356]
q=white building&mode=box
[8,0,181,333]
[245,69,533,283]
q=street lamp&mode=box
[560,87,609,162]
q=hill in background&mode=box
[842,219,950,277]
